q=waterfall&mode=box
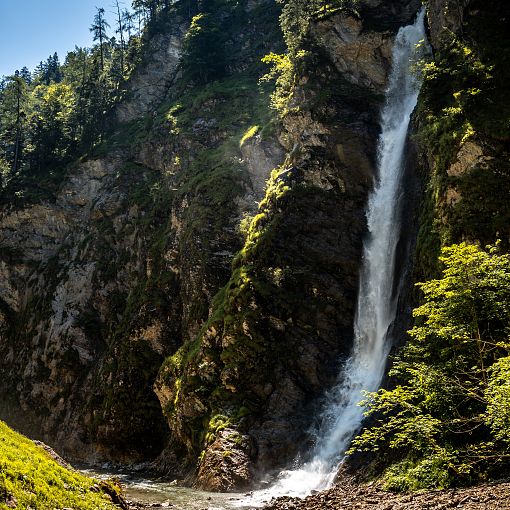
[242,8,428,506]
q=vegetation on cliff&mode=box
[0,0,206,195]
[0,0,284,472]
[155,0,391,488]
[415,0,510,278]
[0,15,140,193]
[1,0,509,498]
[0,421,121,510]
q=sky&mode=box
[0,0,124,77]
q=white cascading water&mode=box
[242,8,428,507]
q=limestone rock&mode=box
[116,22,186,124]
[447,140,486,177]
[311,14,393,93]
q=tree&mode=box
[34,53,63,85]
[90,7,110,72]
[115,0,126,76]
[0,73,27,176]
[47,53,63,83]
[11,73,26,174]
[62,46,91,143]
[19,67,32,85]
[26,83,77,172]
[180,12,226,85]
[350,243,510,490]
[121,8,135,38]
[132,0,149,26]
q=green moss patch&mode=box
[0,421,120,509]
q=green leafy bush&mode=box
[350,243,510,490]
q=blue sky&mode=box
[0,0,124,77]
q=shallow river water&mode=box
[80,467,266,510]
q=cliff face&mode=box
[415,0,510,277]
[0,0,419,481]
[0,156,172,460]
[0,0,283,464]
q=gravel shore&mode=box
[263,480,510,510]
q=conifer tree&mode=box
[19,67,32,85]
[121,8,135,38]
[115,0,126,76]
[180,11,226,84]
[90,7,110,72]
[10,73,26,174]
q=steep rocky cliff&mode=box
[0,0,508,497]
[0,0,283,465]
[415,0,510,275]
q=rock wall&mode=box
[0,0,283,465]
[414,0,510,278]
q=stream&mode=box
[79,466,263,510]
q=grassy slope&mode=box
[0,421,119,510]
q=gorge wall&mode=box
[0,0,508,494]
[0,0,285,465]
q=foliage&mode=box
[0,1,184,192]
[262,0,359,115]
[239,125,260,147]
[277,0,359,54]
[0,421,119,509]
[180,12,226,85]
[26,83,77,172]
[485,356,510,443]
[260,51,298,115]
[350,243,510,490]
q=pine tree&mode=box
[0,73,27,177]
[90,7,110,72]
[180,12,226,84]
[19,67,32,85]
[121,9,135,38]
[115,0,126,76]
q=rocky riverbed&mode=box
[114,475,510,510]
[262,480,510,510]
